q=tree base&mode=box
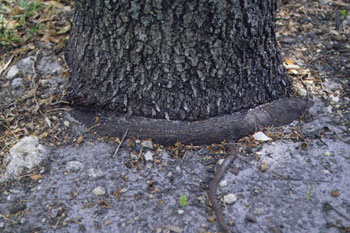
[70,97,312,145]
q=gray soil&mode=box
[1,97,350,233]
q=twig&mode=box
[0,54,15,76]
[45,107,71,112]
[87,123,101,131]
[270,169,287,180]
[112,128,129,158]
[208,153,237,233]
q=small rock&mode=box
[253,132,272,141]
[6,65,19,79]
[92,186,106,196]
[330,95,340,103]
[332,116,341,124]
[297,87,307,97]
[178,209,184,215]
[331,189,339,197]
[260,161,269,172]
[63,121,70,127]
[197,196,206,204]
[19,217,26,224]
[39,79,50,88]
[255,207,264,215]
[223,193,237,204]
[120,188,128,193]
[11,78,24,89]
[218,159,225,165]
[245,214,257,223]
[1,136,47,182]
[219,180,227,187]
[326,105,333,113]
[66,161,84,172]
[0,222,5,228]
[16,56,34,74]
[130,152,138,160]
[144,151,154,161]
[88,168,104,179]
[50,208,59,218]
[160,151,170,159]
[142,140,153,149]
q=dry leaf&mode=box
[30,174,43,181]
[284,58,295,65]
[77,136,84,144]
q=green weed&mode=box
[180,194,189,207]
[306,185,313,200]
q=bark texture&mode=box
[65,0,292,121]
[71,97,311,145]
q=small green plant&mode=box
[341,9,348,18]
[306,185,313,200]
[180,194,189,207]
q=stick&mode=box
[112,128,129,158]
[208,153,236,233]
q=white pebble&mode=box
[253,132,272,141]
[6,65,19,79]
[260,161,269,172]
[92,186,106,196]
[219,179,227,187]
[178,209,184,215]
[88,168,104,179]
[142,140,153,149]
[218,159,225,165]
[223,193,237,204]
[144,151,154,161]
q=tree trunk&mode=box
[65,0,310,144]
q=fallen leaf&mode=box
[77,136,84,144]
[29,174,43,181]
[284,58,295,65]
[331,189,339,197]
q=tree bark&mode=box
[71,97,311,145]
[65,0,293,122]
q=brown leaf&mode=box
[331,189,339,197]
[113,188,122,199]
[77,136,84,144]
[284,58,295,65]
[29,174,43,181]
